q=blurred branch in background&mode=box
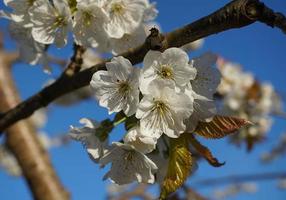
[0,32,69,200]
[211,182,257,200]
[261,133,286,163]
[107,184,153,200]
[193,171,286,187]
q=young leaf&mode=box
[160,134,192,199]
[95,119,114,141]
[195,115,251,139]
[124,115,138,131]
[188,134,225,167]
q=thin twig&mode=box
[271,111,286,120]
[64,43,86,76]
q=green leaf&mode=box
[95,119,113,141]
[188,134,224,167]
[113,111,127,126]
[160,134,192,199]
[195,115,251,139]
[124,115,138,131]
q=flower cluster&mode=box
[217,57,283,150]
[1,0,157,71]
[70,47,221,185]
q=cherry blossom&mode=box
[100,142,157,185]
[90,56,140,116]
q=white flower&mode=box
[100,142,157,185]
[191,52,221,98]
[73,0,108,47]
[102,0,149,38]
[183,53,220,132]
[257,83,281,115]
[109,25,147,55]
[217,58,254,95]
[140,48,197,94]
[0,145,22,176]
[4,0,35,14]
[224,86,245,111]
[248,115,272,137]
[184,85,216,132]
[123,126,157,154]
[8,22,51,73]
[3,0,37,26]
[136,79,193,139]
[147,136,169,183]
[142,1,158,22]
[29,0,72,47]
[69,118,109,162]
[90,56,140,116]
[9,22,45,64]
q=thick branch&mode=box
[0,0,286,134]
[0,49,69,199]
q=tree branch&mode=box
[0,0,285,134]
[193,171,286,187]
[63,43,85,76]
[0,45,69,199]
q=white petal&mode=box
[123,126,157,153]
[191,52,221,98]
[100,142,157,185]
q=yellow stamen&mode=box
[118,81,130,94]
[83,10,93,26]
[53,16,67,28]
[111,3,125,15]
[158,65,174,79]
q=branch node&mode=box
[145,27,167,52]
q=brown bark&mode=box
[0,46,69,199]
[0,0,285,134]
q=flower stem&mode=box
[113,116,127,126]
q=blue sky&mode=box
[0,0,286,199]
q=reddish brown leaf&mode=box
[188,134,224,167]
[195,115,251,139]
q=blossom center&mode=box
[118,81,131,94]
[111,3,125,15]
[124,151,134,161]
[28,0,36,6]
[154,100,170,116]
[158,65,174,79]
[53,16,67,28]
[82,10,93,26]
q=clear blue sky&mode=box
[0,0,286,199]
